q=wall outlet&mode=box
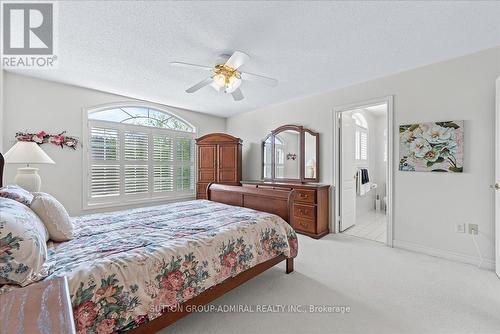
[468,224,479,235]
[456,223,465,233]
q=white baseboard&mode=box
[393,239,495,271]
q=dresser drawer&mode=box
[295,189,316,204]
[293,204,316,220]
[293,218,316,234]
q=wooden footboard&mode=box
[128,255,292,334]
[207,183,295,223]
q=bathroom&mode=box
[339,103,388,243]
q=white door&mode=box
[495,76,500,278]
[340,112,357,231]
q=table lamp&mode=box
[4,141,55,192]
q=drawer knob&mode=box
[299,221,309,228]
[300,193,308,198]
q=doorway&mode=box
[495,76,499,277]
[333,97,394,245]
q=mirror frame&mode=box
[261,124,320,183]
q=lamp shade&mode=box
[4,141,55,164]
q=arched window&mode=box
[352,113,368,163]
[85,104,196,208]
[88,107,195,132]
[352,113,368,128]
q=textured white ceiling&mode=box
[9,1,500,117]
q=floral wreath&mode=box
[15,131,80,149]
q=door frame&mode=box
[495,76,499,277]
[332,96,394,246]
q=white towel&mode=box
[356,170,370,196]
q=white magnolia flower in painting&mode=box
[439,140,457,157]
[409,137,431,158]
[423,147,441,162]
[400,126,423,149]
[422,125,453,144]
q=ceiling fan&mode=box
[170,51,278,101]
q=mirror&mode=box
[304,131,317,180]
[263,136,273,179]
[275,130,301,179]
[261,125,319,182]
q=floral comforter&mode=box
[44,200,298,334]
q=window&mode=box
[352,113,368,163]
[86,105,196,208]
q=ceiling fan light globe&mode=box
[225,76,242,93]
[213,74,226,87]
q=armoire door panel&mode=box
[218,169,238,183]
[198,169,216,182]
[218,145,237,169]
[198,145,216,169]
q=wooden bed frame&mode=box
[0,153,295,333]
[127,183,295,333]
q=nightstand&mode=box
[0,276,76,334]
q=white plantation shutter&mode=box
[86,109,195,207]
[360,131,368,161]
[175,138,195,191]
[124,165,149,194]
[154,166,174,192]
[123,132,149,194]
[153,135,174,192]
[90,165,120,197]
[90,127,119,160]
[355,128,368,162]
[124,132,148,160]
[89,127,120,198]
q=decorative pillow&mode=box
[0,185,34,206]
[0,197,48,286]
[30,192,74,242]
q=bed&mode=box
[0,153,298,333]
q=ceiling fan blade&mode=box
[185,77,213,93]
[170,62,213,71]
[231,87,244,101]
[224,51,250,69]
[241,72,278,87]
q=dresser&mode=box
[241,181,330,239]
[196,133,242,199]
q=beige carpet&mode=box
[161,234,500,334]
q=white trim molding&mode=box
[394,239,494,271]
[332,95,394,247]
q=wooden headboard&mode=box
[0,152,4,188]
[207,183,295,223]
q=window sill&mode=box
[83,194,196,212]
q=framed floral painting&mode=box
[399,120,463,172]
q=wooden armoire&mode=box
[195,133,242,199]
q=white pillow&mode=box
[0,197,48,286]
[30,192,74,242]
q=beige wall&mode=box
[2,47,499,268]
[2,72,226,215]
[227,47,500,266]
